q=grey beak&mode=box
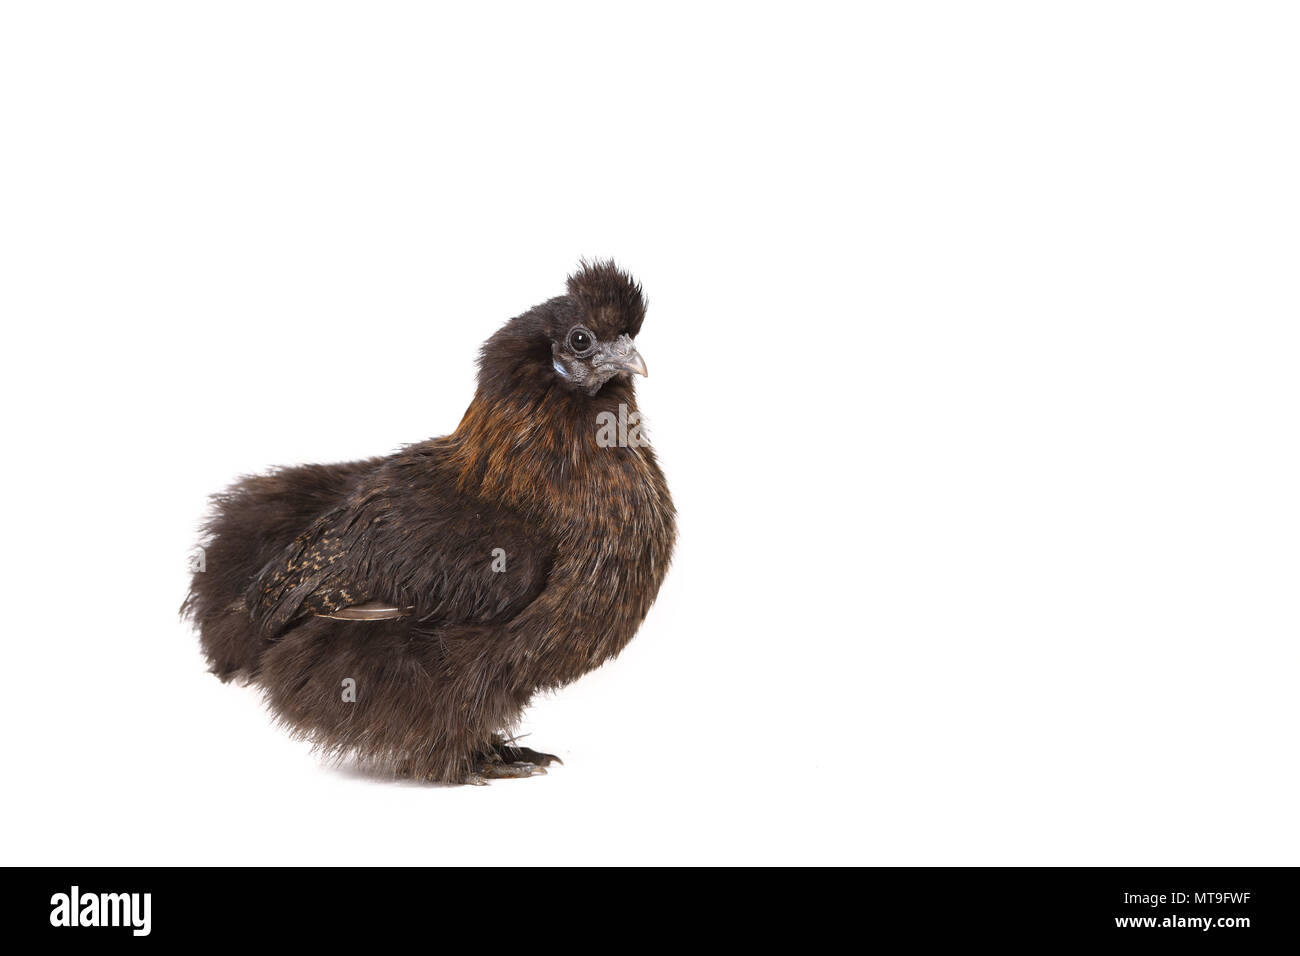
[617,348,649,377]
[597,335,649,378]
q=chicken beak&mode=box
[596,336,649,378]
[618,348,649,378]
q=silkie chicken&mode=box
[183,261,675,784]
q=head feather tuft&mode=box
[566,259,647,339]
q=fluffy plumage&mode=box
[183,261,675,783]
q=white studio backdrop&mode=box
[1,3,1296,865]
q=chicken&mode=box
[183,261,675,784]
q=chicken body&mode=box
[184,263,675,783]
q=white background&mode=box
[2,3,1297,866]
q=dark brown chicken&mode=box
[183,261,675,784]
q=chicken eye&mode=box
[568,328,595,354]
